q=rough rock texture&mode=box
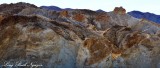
[113,7,126,15]
[0,2,37,14]
[0,15,3,23]
[0,3,160,68]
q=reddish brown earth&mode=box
[114,7,126,14]
[0,15,3,23]
[60,10,69,17]
[73,13,85,22]
[95,13,110,22]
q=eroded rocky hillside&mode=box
[0,3,160,68]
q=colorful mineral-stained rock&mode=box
[113,6,126,14]
[0,2,160,68]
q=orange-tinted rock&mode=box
[113,7,126,14]
[112,53,121,60]
[0,26,25,60]
[95,13,110,22]
[111,46,123,59]
[124,32,145,49]
[73,13,85,22]
[60,10,69,17]
[0,15,3,23]
[83,38,112,65]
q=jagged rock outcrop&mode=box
[113,7,126,15]
[0,2,160,68]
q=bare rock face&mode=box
[0,3,160,68]
[114,7,126,15]
[59,10,69,17]
[73,13,85,22]
[95,13,110,22]
[0,15,3,23]
[0,2,37,14]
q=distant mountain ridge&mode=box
[128,11,160,23]
[40,6,160,24]
[40,6,73,11]
[40,6,105,13]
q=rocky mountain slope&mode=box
[41,6,160,24]
[0,2,160,68]
[40,5,104,12]
[128,11,160,24]
[40,6,63,11]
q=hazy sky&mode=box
[1,0,160,14]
